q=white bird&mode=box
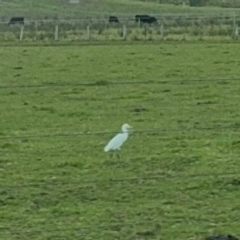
[104,123,132,152]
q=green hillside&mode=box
[0,0,239,20]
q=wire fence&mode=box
[1,218,240,236]
[0,14,240,42]
[1,171,239,189]
[0,125,239,140]
[0,221,155,235]
[0,77,240,89]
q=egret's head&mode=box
[121,123,132,133]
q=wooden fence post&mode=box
[235,24,239,39]
[20,25,24,41]
[144,25,147,41]
[86,25,90,40]
[105,19,108,29]
[35,21,38,30]
[54,25,59,41]
[160,23,164,39]
[233,11,236,29]
[123,24,127,40]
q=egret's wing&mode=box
[104,133,122,152]
[104,133,127,152]
[114,133,128,149]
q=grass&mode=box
[0,43,240,240]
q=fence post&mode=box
[235,24,239,39]
[19,25,24,41]
[144,25,147,41]
[54,25,59,41]
[160,23,164,39]
[123,24,127,40]
[86,25,90,40]
[105,19,108,29]
[233,11,236,29]
[35,21,38,30]
[138,18,141,27]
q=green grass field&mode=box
[0,43,240,240]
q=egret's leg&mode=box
[116,149,120,159]
[110,151,115,159]
[111,151,118,159]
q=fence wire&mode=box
[0,221,155,235]
[0,77,239,89]
[1,171,239,189]
[1,217,239,236]
[0,125,239,140]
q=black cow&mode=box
[8,17,24,25]
[206,235,239,240]
[109,16,119,24]
[135,15,157,24]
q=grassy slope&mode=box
[0,43,240,239]
[0,0,239,20]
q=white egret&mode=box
[104,124,132,153]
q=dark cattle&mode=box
[206,235,239,240]
[135,15,157,24]
[109,16,119,24]
[8,17,24,25]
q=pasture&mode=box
[1,0,240,20]
[1,15,240,43]
[1,0,240,43]
[0,43,240,240]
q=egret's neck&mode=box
[122,127,128,133]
